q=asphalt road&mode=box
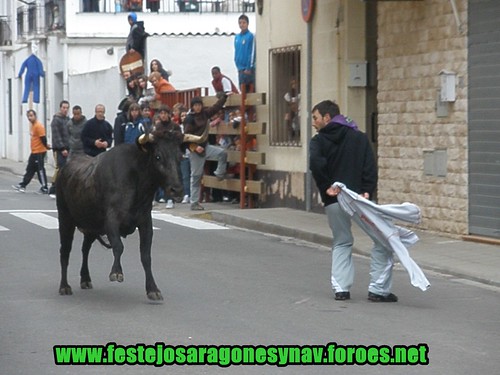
[0,170,499,374]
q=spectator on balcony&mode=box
[211,66,239,96]
[242,0,255,12]
[126,74,141,101]
[126,12,147,60]
[149,72,176,101]
[234,14,255,92]
[177,0,199,12]
[137,74,155,105]
[150,59,170,81]
[83,0,99,12]
[146,0,160,12]
[126,0,143,12]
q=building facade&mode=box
[2,0,499,240]
[255,0,498,240]
[0,0,252,161]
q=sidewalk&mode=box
[2,157,500,288]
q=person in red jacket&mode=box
[211,66,239,95]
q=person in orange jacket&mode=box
[148,71,176,101]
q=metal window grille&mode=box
[269,45,301,147]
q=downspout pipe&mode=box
[63,41,69,100]
[449,0,465,34]
[305,20,313,211]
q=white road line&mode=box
[152,213,228,230]
[0,209,58,213]
[10,212,59,229]
[1,211,224,231]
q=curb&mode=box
[197,211,500,289]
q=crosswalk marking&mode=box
[1,211,228,231]
[152,213,228,230]
[10,212,59,229]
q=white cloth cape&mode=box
[332,182,430,291]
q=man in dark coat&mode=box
[309,100,398,303]
[81,104,113,157]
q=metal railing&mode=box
[80,0,255,14]
[15,1,66,39]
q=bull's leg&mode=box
[80,234,95,289]
[59,220,75,296]
[107,229,125,283]
[138,217,163,301]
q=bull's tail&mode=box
[96,235,112,249]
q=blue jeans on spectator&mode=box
[180,157,191,197]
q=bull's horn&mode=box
[138,134,149,145]
[183,124,209,144]
[138,133,154,145]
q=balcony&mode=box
[67,0,255,38]
[0,17,12,46]
[80,0,255,14]
[15,1,66,42]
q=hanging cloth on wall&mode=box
[18,54,45,104]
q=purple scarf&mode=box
[329,115,359,131]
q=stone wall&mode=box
[377,0,468,235]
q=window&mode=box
[16,8,23,38]
[269,45,301,147]
[0,18,12,45]
[28,5,36,33]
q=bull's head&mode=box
[137,130,183,200]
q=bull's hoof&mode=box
[147,291,163,301]
[80,281,93,289]
[109,272,124,282]
[59,286,73,296]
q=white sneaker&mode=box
[12,184,26,193]
[166,199,174,209]
[159,198,166,203]
[181,195,190,204]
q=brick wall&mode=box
[377,0,468,236]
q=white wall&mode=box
[147,34,238,93]
[69,68,124,124]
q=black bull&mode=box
[56,129,185,301]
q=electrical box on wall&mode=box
[348,62,367,87]
[439,70,456,102]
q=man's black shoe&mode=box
[368,292,398,302]
[334,292,350,301]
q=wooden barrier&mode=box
[201,89,266,209]
[156,87,208,109]
[153,87,266,209]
